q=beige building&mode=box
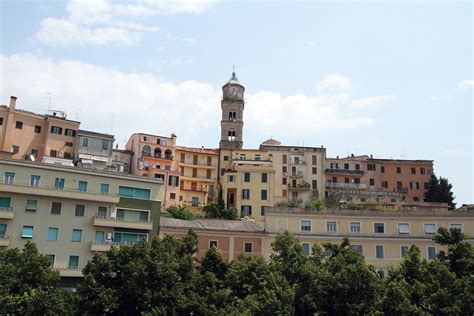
[125,133,180,210]
[263,207,474,269]
[0,158,162,278]
[0,96,79,162]
[259,139,326,203]
[175,146,218,211]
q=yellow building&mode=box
[263,207,474,269]
[175,146,218,211]
[0,158,162,278]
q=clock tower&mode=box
[220,70,245,149]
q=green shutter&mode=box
[100,183,109,194]
[78,181,88,192]
[134,188,150,200]
[0,224,7,235]
[68,256,79,268]
[118,186,135,197]
[22,226,33,238]
[0,197,11,208]
[95,231,104,242]
[118,186,150,199]
[72,229,82,242]
[54,178,64,189]
[47,227,58,241]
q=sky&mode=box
[0,0,472,204]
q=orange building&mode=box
[175,146,218,211]
[125,133,181,210]
[0,96,79,162]
[159,218,264,261]
[325,155,433,202]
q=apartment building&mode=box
[219,149,276,221]
[175,146,218,211]
[260,139,326,203]
[325,155,433,202]
[160,217,264,261]
[75,130,115,170]
[125,133,180,210]
[0,158,162,279]
[263,207,473,268]
[0,96,79,162]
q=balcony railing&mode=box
[0,235,11,247]
[396,187,409,194]
[178,160,217,168]
[325,182,367,189]
[288,182,311,190]
[290,160,306,165]
[93,216,153,230]
[289,171,304,177]
[181,201,205,208]
[180,185,207,192]
[90,240,142,251]
[325,168,364,175]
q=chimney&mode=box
[370,154,373,159]
[9,96,17,110]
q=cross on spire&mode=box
[230,65,238,82]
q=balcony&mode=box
[90,240,141,252]
[180,185,207,192]
[178,160,217,168]
[181,201,205,208]
[396,187,409,194]
[180,174,217,182]
[289,171,304,178]
[55,267,83,277]
[325,168,364,175]
[93,216,153,230]
[0,236,11,247]
[0,182,120,203]
[289,160,306,165]
[232,156,272,163]
[326,182,367,189]
[288,181,311,190]
[0,207,14,219]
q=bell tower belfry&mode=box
[219,70,245,150]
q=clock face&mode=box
[227,86,242,99]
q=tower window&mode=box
[228,111,236,121]
[228,130,236,141]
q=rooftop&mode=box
[160,218,265,233]
[176,146,218,155]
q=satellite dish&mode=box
[29,155,36,162]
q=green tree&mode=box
[433,227,474,277]
[424,173,456,209]
[165,205,194,220]
[0,241,76,315]
[203,202,237,219]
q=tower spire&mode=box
[230,65,238,82]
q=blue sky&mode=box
[0,0,472,203]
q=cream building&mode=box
[263,207,474,269]
[0,158,162,279]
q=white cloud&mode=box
[34,0,212,47]
[457,80,474,89]
[316,74,352,92]
[0,53,383,147]
[350,95,395,109]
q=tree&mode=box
[424,173,456,209]
[0,241,76,315]
[203,202,237,220]
[433,227,474,277]
[165,205,194,220]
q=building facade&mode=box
[0,158,162,278]
[75,129,115,170]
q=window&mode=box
[209,240,218,249]
[100,183,109,195]
[0,197,11,210]
[301,220,311,232]
[15,121,23,129]
[282,154,287,164]
[241,205,252,216]
[170,193,176,199]
[326,221,337,233]
[54,178,65,189]
[261,189,267,200]
[244,172,250,182]
[302,243,311,256]
[50,126,62,134]
[261,173,268,183]
[242,189,250,199]
[82,138,89,147]
[282,178,287,185]
[311,167,317,175]
[25,199,37,212]
[375,245,384,259]
[78,181,88,192]
[97,207,107,217]
[228,175,235,182]
[367,163,376,171]
[30,175,40,187]
[72,229,82,242]
[65,129,76,137]
[244,242,253,253]
[48,255,55,268]
[118,186,151,199]
[397,181,403,189]
[381,166,385,173]
[369,178,375,186]
[34,125,41,133]
[374,223,385,234]
[223,155,229,161]
[95,231,105,242]
[312,180,317,189]
[206,169,212,179]
[49,150,58,157]
[22,225,33,238]
[411,167,416,174]
[349,222,361,233]
[4,172,15,184]
[11,145,19,154]
[47,227,58,241]
[0,117,3,125]
[192,168,197,177]
[427,246,436,260]
[421,168,426,175]
[396,167,401,174]
[75,204,85,217]
[192,197,199,207]
[382,181,388,188]
[401,246,410,258]
[65,142,73,147]
[276,219,288,231]
[0,224,6,237]
[169,176,179,187]
[101,141,108,150]
[68,255,79,269]
[261,206,265,216]
[64,152,72,159]
[398,223,410,234]
[51,202,61,215]
[449,223,463,232]
[424,223,436,234]
[351,245,363,254]
[31,149,38,156]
